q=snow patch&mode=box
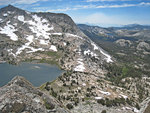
[27,14,53,39]
[74,58,85,72]
[100,49,113,63]
[63,42,66,46]
[82,83,86,86]
[0,18,2,22]
[91,41,113,63]
[95,97,102,100]
[26,11,31,14]
[99,90,111,95]
[26,35,34,43]
[122,107,139,113]
[7,49,16,57]
[41,19,48,23]
[7,11,11,14]
[51,33,62,36]
[66,33,82,39]
[40,39,49,45]
[122,107,132,110]
[91,42,99,50]
[133,107,139,113]
[84,49,98,58]
[50,45,57,52]
[13,23,17,26]
[18,15,24,22]
[27,48,44,53]
[16,35,34,55]
[3,13,8,16]
[0,23,18,41]
[16,35,44,55]
[33,97,41,103]
[78,87,81,90]
[119,94,128,99]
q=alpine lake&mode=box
[0,62,64,87]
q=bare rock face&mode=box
[0,76,69,113]
[137,41,150,50]
[115,39,132,47]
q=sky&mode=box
[0,0,150,27]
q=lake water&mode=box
[0,62,63,87]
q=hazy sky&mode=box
[0,0,150,27]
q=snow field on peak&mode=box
[3,13,8,16]
[16,14,53,40]
[0,22,18,41]
[18,15,24,22]
[28,15,53,40]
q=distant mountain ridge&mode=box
[78,24,150,41]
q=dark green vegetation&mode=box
[104,63,142,85]
[97,98,140,109]
[44,99,55,110]
[66,103,74,109]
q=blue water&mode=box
[0,62,63,87]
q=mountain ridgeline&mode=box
[78,24,150,42]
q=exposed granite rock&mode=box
[137,41,150,50]
[115,39,132,47]
[0,76,69,113]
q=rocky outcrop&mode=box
[115,39,132,47]
[137,41,150,51]
[0,76,69,113]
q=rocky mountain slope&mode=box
[78,24,150,113]
[0,5,112,75]
[0,76,69,113]
[78,24,150,69]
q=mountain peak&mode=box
[0,4,25,13]
[7,4,15,8]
